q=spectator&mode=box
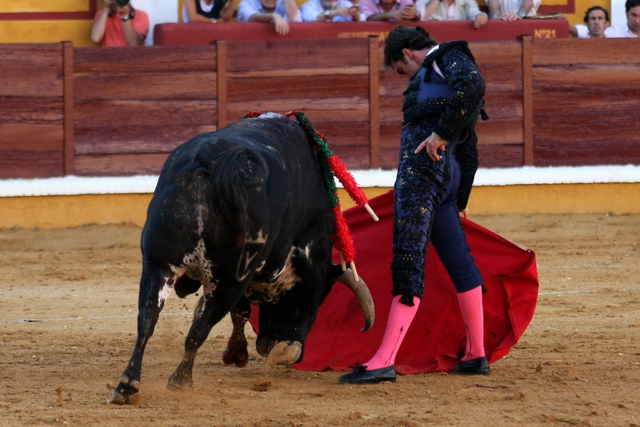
[416,0,488,29]
[360,0,420,21]
[183,0,233,23]
[90,0,149,46]
[301,0,364,22]
[612,0,640,37]
[487,0,540,21]
[237,0,301,35]
[569,6,616,38]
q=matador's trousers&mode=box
[391,121,483,306]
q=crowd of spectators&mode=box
[91,0,640,46]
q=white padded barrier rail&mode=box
[2,165,640,198]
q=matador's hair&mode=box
[383,25,438,69]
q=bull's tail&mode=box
[197,141,268,247]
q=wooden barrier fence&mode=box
[1,37,640,179]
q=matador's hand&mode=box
[415,132,447,161]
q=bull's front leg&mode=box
[258,255,334,367]
[256,302,307,368]
[222,296,251,367]
[265,340,303,367]
[110,266,173,405]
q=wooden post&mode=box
[368,36,381,170]
[62,42,75,176]
[215,39,228,130]
[521,35,534,166]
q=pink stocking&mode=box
[364,295,420,370]
[456,286,485,360]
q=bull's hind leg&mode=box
[110,266,174,405]
[167,286,245,389]
[222,296,251,367]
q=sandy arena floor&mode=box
[0,212,639,427]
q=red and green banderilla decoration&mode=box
[286,110,379,282]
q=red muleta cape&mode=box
[251,190,538,374]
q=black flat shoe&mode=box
[452,357,490,376]
[339,364,397,384]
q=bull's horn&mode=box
[336,268,375,331]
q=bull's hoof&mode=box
[223,347,249,367]
[167,371,193,390]
[108,377,141,405]
[109,391,127,405]
[108,390,141,405]
[266,341,302,367]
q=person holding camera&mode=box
[90,0,149,46]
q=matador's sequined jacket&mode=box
[401,41,488,210]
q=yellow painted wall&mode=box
[467,183,640,215]
[1,183,638,229]
[0,20,95,46]
[0,0,103,46]
[0,194,153,229]
[0,0,89,13]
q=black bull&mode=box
[110,113,375,405]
